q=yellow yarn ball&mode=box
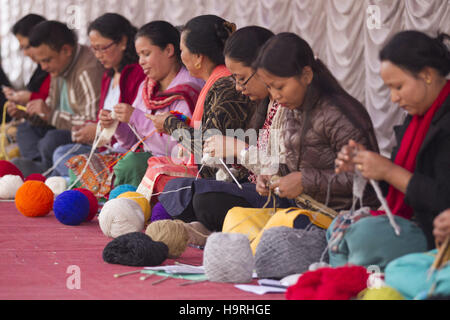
[117,191,151,222]
[145,220,189,259]
[358,286,405,300]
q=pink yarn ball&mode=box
[74,188,99,221]
[25,173,47,182]
[0,160,23,179]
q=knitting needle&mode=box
[219,158,243,189]
[151,276,170,285]
[114,270,142,278]
[139,273,155,281]
[178,279,207,286]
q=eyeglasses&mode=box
[233,70,257,89]
[90,41,117,54]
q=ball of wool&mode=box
[203,232,254,283]
[286,265,369,300]
[109,184,136,200]
[0,175,23,199]
[255,226,328,279]
[24,173,47,182]
[358,286,405,300]
[145,220,189,258]
[15,181,54,217]
[45,176,67,196]
[117,191,151,222]
[150,202,173,222]
[98,198,145,238]
[0,160,23,179]
[53,190,90,226]
[102,232,168,267]
[74,188,99,221]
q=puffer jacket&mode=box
[280,86,380,212]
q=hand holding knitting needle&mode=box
[99,109,115,129]
[269,172,303,199]
[146,112,171,134]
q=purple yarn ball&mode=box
[151,202,173,222]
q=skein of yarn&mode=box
[117,191,151,222]
[255,226,328,279]
[102,232,168,267]
[15,181,54,217]
[53,190,90,226]
[203,232,254,283]
[24,173,47,182]
[98,198,145,238]
[74,188,98,221]
[145,220,189,258]
[0,160,24,179]
[0,175,23,199]
[109,184,137,200]
[45,176,67,196]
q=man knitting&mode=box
[12,20,104,176]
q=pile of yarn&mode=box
[103,232,168,267]
[145,220,189,258]
[255,226,328,279]
[286,265,369,300]
[203,232,254,283]
[15,180,54,217]
[0,160,24,200]
[109,184,136,200]
[53,190,91,226]
[98,197,146,238]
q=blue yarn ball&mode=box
[53,190,90,226]
[109,184,137,200]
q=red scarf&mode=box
[142,77,200,114]
[372,80,450,219]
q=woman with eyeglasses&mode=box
[135,15,254,212]
[157,26,280,242]
[3,14,50,123]
[51,13,146,194]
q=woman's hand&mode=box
[335,139,366,174]
[6,101,26,119]
[72,123,97,145]
[203,135,248,159]
[270,172,303,199]
[433,209,450,246]
[26,99,51,122]
[256,175,271,197]
[113,103,134,124]
[352,150,394,181]
[99,109,115,129]
[146,112,171,134]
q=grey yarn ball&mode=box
[255,226,328,279]
[203,232,254,283]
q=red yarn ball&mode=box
[0,160,24,180]
[286,266,369,300]
[15,181,54,217]
[25,173,47,182]
[74,188,99,221]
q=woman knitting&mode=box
[335,31,450,250]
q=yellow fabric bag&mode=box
[223,207,334,254]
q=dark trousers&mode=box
[177,192,252,232]
[15,121,72,173]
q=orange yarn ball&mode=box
[15,181,54,217]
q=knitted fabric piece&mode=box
[255,226,328,279]
[102,232,168,267]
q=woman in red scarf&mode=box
[336,31,450,249]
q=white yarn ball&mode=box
[45,176,67,196]
[203,232,254,283]
[98,198,145,238]
[0,175,24,199]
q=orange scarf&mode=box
[190,65,231,128]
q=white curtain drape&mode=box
[1,0,449,155]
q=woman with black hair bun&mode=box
[137,15,254,212]
[336,30,450,250]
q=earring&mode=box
[426,79,432,85]
[195,63,201,70]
